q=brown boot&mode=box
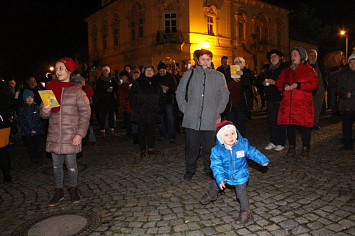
[200,192,218,205]
[100,129,106,136]
[284,145,296,158]
[235,209,254,225]
[300,147,310,160]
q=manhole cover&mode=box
[13,211,101,236]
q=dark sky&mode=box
[0,0,101,79]
[0,0,354,80]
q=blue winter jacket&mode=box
[210,129,269,186]
[17,103,43,136]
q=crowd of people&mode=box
[0,46,354,224]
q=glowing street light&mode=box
[49,66,54,72]
[340,30,348,59]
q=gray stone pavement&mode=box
[1,111,354,235]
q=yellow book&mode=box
[230,64,241,79]
[38,90,60,108]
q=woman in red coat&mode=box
[276,48,318,159]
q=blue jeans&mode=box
[342,112,355,148]
[101,109,115,130]
[226,111,246,137]
[52,153,78,189]
[88,126,96,142]
[266,101,286,145]
[159,104,176,140]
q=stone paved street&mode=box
[1,111,354,235]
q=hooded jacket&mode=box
[210,129,269,186]
[176,66,229,131]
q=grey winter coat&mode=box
[176,66,229,131]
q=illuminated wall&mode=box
[86,0,289,76]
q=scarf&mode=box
[47,79,75,113]
[290,63,299,71]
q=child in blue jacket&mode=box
[17,89,43,164]
[200,120,269,225]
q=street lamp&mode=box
[49,66,54,72]
[340,30,348,59]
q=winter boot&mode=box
[48,188,64,207]
[235,209,254,225]
[200,192,218,205]
[284,145,296,158]
[68,187,80,204]
[300,147,310,160]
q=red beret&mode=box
[56,57,77,73]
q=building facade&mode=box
[86,0,289,78]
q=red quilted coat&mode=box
[276,64,318,127]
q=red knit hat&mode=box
[56,57,77,73]
[215,120,237,144]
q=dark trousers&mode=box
[287,125,311,147]
[342,112,355,148]
[0,146,11,175]
[159,104,176,140]
[226,111,247,137]
[23,135,42,161]
[123,112,132,137]
[209,181,249,210]
[267,101,286,145]
[184,128,215,177]
[100,109,115,130]
[138,122,156,152]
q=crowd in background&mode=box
[1,47,355,209]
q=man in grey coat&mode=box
[176,49,229,180]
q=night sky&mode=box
[0,0,354,80]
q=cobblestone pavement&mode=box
[1,111,354,235]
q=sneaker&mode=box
[68,187,80,204]
[200,192,218,205]
[48,188,64,207]
[274,145,284,151]
[264,142,276,150]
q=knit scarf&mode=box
[47,79,74,113]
